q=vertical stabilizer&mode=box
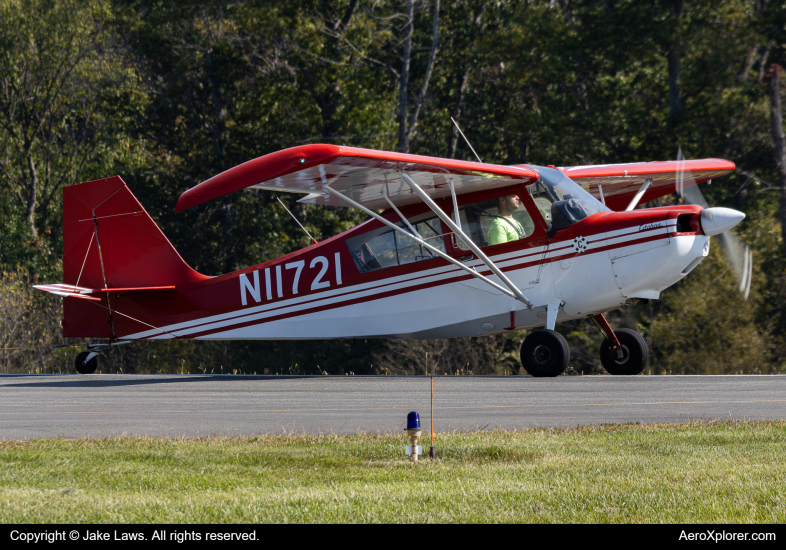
[61,176,207,337]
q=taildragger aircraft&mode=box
[34,145,743,376]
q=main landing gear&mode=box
[519,313,648,376]
[73,341,133,374]
[592,314,648,375]
[520,330,571,377]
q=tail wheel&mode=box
[599,328,648,375]
[520,330,570,377]
[75,351,98,375]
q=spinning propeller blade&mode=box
[675,148,751,299]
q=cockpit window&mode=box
[346,213,447,273]
[455,195,535,250]
[526,166,610,231]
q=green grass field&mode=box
[1,421,785,523]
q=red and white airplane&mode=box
[35,145,743,376]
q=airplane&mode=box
[34,144,744,376]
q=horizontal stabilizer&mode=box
[34,284,102,302]
[34,284,176,300]
[82,286,176,295]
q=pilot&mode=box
[488,194,525,245]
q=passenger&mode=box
[488,194,525,245]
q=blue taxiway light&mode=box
[406,411,421,431]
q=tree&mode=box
[0,0,122,240]
[765,64,786,254]
[397,0,440,153]
[648,245,773,374]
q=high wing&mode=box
[175,144,540,212]
[556,159,735,212]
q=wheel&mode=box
[74,351,97,374]
[520,330,570,377]
[599,328,648,375]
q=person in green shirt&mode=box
[488,194,525,245]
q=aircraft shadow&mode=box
[0,374,321,388]
[0,374,510,389]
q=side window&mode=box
[527,182,554,229]
[456,195,535,250]
[346,214,447,273]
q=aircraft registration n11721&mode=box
[34,145,743,376]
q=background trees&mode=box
[1,0,784,375]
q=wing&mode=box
[175,144,539,212]
[558,159,735,211]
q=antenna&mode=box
[450,116,483,163]
[276,197,318,245]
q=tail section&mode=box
[58,176,207,338]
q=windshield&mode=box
[526,165,610,231]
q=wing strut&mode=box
[399,172,533,308]
[624,179,652,211]
[383,184,422,239]
[321,186,520,299]
[448,178,466,249]
[449,179,460,224]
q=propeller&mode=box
[675,148,752,299]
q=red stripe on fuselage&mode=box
[145,230,679,340]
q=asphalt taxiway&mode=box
[1,374,785,439]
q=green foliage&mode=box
[0,273,74,374]
[1,0,785,374]
[649,243,774,373]
[0,0,135,246]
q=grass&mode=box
[1,421,785,523]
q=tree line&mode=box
[1,0,785,375]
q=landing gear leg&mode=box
[592,314,648,375]
[73,341,134,375]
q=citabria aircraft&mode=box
[35,145,743,375]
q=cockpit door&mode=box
[447,190,548,296]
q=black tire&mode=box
[75,351,97,374]
[599,328,648,375]
[520,330,570,377]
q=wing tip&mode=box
[176,144,343,212]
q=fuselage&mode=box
[119,189,707,342]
